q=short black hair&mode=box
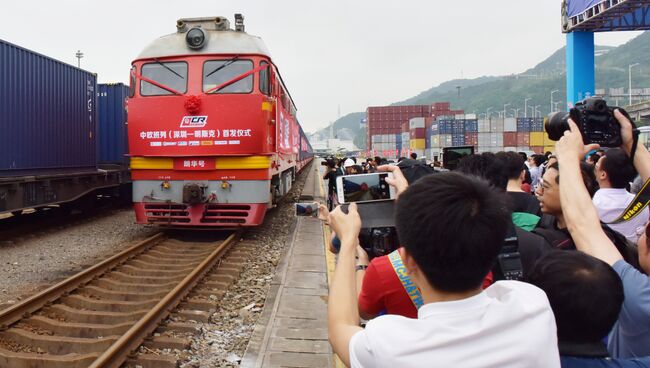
[374,156,382,164]
[457,152,507,190]
[495,151,526,181]
[518,152,528,161]
[547,161,599,197]
[410,152,418,159]
[395,172,510,292]
[532,154,545,167]
[587,153,600,164]
[600,148,637,189]
[527,251,623,343]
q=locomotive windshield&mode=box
[140,61,188,96]
[203,59,253,94]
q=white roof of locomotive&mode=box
[136,17,271,60]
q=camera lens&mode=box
[186,28,206,49]
[545,112,571,141]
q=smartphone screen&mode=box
[295,203,319,217]
[341,173,392,203]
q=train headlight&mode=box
[186,27,207,50]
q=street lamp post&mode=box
[534,105,541,119]
[629,63,640,106]
[503,103,510,119]
[75,50,84,68]
[550,90,559,113]
[524,98,532,118]
[511,108,520,118]
[487,107,493,119]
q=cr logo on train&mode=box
[180,116,208,128]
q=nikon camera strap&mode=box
[609,177,650,224]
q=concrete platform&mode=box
[242,162,339,368]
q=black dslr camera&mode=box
[341,201,399,260]
[358,227,399,259]
[546,97,629,147]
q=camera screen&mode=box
[342,173,391,203]
[295,203,318,217]
[443,146,474,170]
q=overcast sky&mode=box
[1,1,642,132]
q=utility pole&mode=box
[629,63,639,106]
[75,50,84,68]
[524,98,532,118]
[550,90,559,113]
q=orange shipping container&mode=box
[503,132,517,147]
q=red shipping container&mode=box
[531,146,544,154]
[410,128,426,139]
[464,132,478,146]
[503,132,517,147]
[516,132,530,146]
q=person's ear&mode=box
[400,248,420,278]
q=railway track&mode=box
[0,230,248,368]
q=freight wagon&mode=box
[0,38,130,215]
[127,15,313,227]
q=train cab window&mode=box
[259,61,270,95]
[129,66,136,97]
[203,59,253,94]
[140,61,187,96]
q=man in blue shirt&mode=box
[554,111,650,359]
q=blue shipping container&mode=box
[98,84,129,164]
[516,118,531,132]
[531,118,544,132]
[452,120,465,135]
[452,134,464,146]
[464,119,478,133]
[395,134,402,144]
[429,122,439,135]
[0,39,97,173]
[439,120,452,134]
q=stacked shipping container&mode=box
[366,103,458,158]
[366,103,554,159]
[424,116,550,157]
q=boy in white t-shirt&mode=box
[327,167,560,368]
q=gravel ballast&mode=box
[179,168,312,368]
[0,208,156,306]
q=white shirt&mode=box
[593,188,649,244]
[349,281,560,368]
[529,166,542,189]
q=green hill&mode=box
[319,31,650,149]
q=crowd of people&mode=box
[319,110,650,367]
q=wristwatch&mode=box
[355,264,368,271]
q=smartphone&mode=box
[295,202,319,217]
[336,173,396,204]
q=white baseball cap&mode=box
[343,158,355,168]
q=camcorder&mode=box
[341,200,399,260]
[546,97,630,147]
[321,157,336,167]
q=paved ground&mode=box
[241,162,336,368]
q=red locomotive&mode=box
[127,15,313,227]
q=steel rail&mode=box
[89,230,240,368]
[0,232,165,330]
